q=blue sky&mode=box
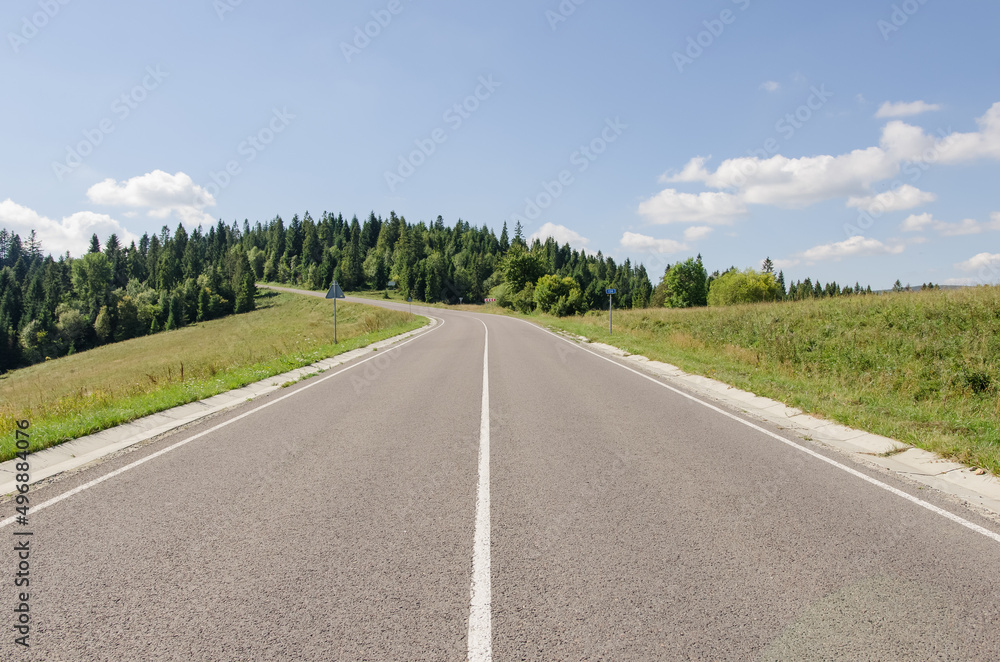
[2,0,998,289]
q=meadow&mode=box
[541,286,1000,474]
[0,291,423,461]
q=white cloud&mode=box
[709,146,900,207]
[86,170,216,226]
[639,103,1000,219]
[847,184,936,213]
[879,120,939,161]
[760,81,780,92]
[773,258,800,270]
[683,226,713,241]
[620,232,688,254]
[900,212,1000,236]
[938,218,996,237]
[661,140,906,210]
[528,222,589,249]
[955,252,1000,273]
[662,156,712,184]
[788,236,905,264]
[637,189,746,225]
[934,102,1000,163]
[0,199,138,257]
[900,213,935,232]
[875,100,942,118]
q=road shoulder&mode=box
[550,329,1000,523]
[0,317,436,496]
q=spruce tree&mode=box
[235,273,256,313]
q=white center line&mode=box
[467,318,492,661]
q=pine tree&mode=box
[632,264,652,309]
[88,234,101,254]
[27,230,42,259]
[165,297,178,330]
[0,229,9,267]
[762,257,774,274]
[235,273,256,313]
[104,234,121,256]
[197,287,211,322]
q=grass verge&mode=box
[0,291,424,462]
[539,287,1000,475]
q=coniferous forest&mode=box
[1,210,878,374]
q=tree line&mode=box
[0,223,255,373]
[0,213,654,373]
[646,255,875,308]
[1,211,881,374]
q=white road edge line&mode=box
[467,318,492,661]
[0,317,446,530]
[515,318,1000,546]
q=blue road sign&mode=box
[606,288,616,295]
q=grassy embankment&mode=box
[0,291,423,462]
[540,286,1000,475]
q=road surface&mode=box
[4,291,1000,660]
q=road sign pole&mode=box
[605,288,616,334]
[326,280,346,343]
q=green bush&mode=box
[511,283,536,314]
[534,274,584,316]
[659,257,708,308]
[708,269,782,306]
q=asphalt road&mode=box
[4,290,1000,660]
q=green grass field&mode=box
[0,291,424,462]
[540,286,1000,475]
